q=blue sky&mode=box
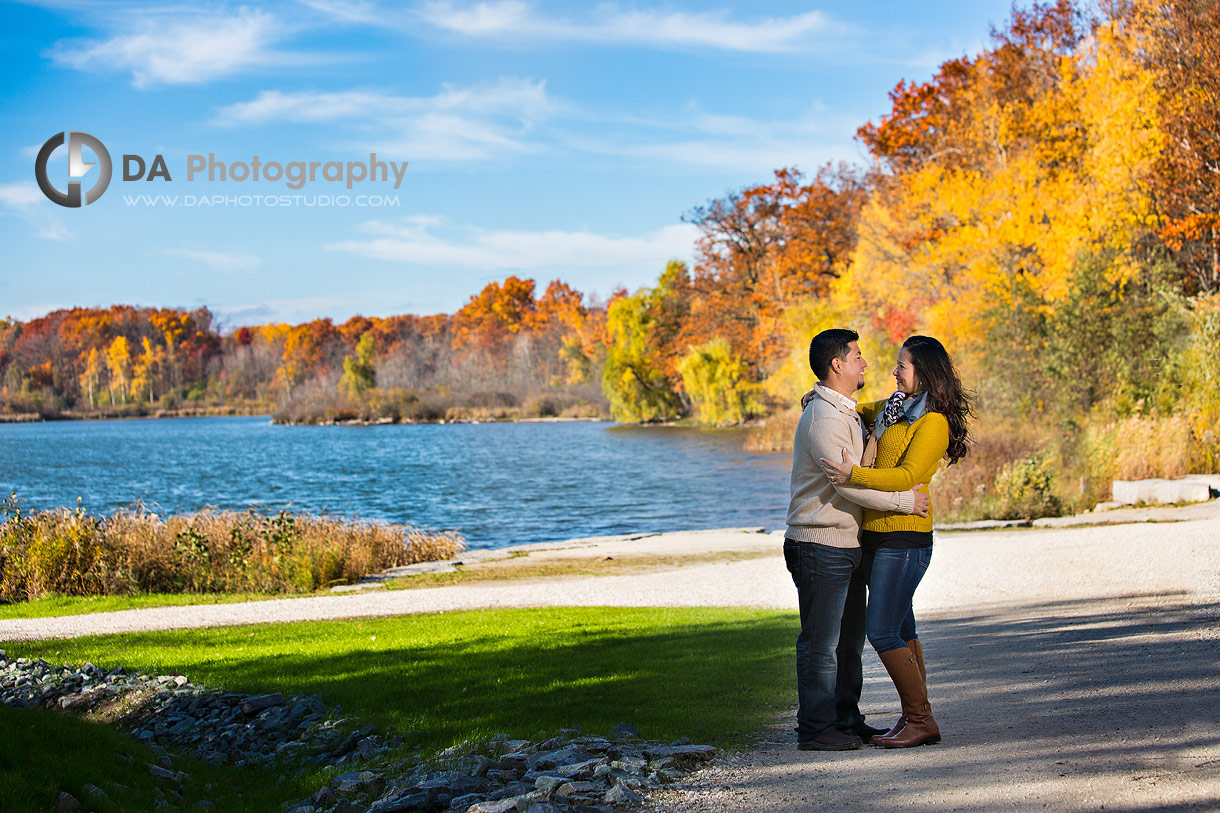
[1,0,1014,329]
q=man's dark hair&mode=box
[808,328,859,380]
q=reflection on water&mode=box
[2,417,791,549]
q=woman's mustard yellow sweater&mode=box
[849,399,949,533]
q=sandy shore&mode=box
[3,502,1219,810]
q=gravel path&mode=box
[4,505,1219,810]
[646,503,1220,812]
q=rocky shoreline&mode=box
[0,650,716,812]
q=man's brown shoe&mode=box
[798,728,864,751]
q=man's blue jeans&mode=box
[783,539,866,738]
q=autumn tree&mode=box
[106,336,131,404]
[1131,0,1220,292]
[683,165,868,372]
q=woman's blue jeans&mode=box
[861,545,932,653]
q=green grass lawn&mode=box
[4,607,795,750]
[2,607,796,810]
[0,592,286,620]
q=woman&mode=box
[819,335,973,748]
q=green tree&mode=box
[340,333,376,399]
[678,338,764,425]
[601,266,689,422]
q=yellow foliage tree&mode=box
[106,336,131,404]
[678,338,764,425]
[78,347,103,407]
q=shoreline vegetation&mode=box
[0,496,463,605]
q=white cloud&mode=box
[164,249,260,273]
[413,1,838,52]
[46,8,296,87]
[212,294,355,326]
[325,216,698,271]
[213,78,554,161]
[573,105,867,174]
[0,182,68,241]
[213,78,859,169]
[0,184,44,208]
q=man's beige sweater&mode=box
[786,386,916,548]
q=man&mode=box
[785,328,929,750]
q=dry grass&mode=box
[384,549,774,590]
[0,499,464,602]
[1084,414,1206,482]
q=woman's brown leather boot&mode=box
[873,638,927,741]
[872,646,940,748]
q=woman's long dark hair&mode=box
[903,335,974,465]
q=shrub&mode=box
[0,496,464,602]
[993,456,1062,520]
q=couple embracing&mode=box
[784,328,973,751]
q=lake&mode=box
[1,416,792,549]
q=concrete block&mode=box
[1181,474,1220,493]
[1111,479,1211,505]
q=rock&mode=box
[643,745,716,763]
[609,723,642,740]
[528,747,593,771]
[59,689,102,711]
[82,783,110,802]
[497,752,529,771]
[240,692,285,715]
[465,799,522,813]
[448,792,483,810]
[333,724,377,758]
[573,737,612,753]
[555,758,604,779]
[534,775,566,795]
[1112,477,1211,505]
[367,790,432,812]
[518,803,561,813]
[501,739,532,753]
[604,782,644,805]
[669,737,691,746]
[149,764,180,782]
[56,791,82,812]
[554,781,597,798]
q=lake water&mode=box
[1,417,792,549]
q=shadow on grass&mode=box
[6,607,798,752]
[0,704,319,813]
